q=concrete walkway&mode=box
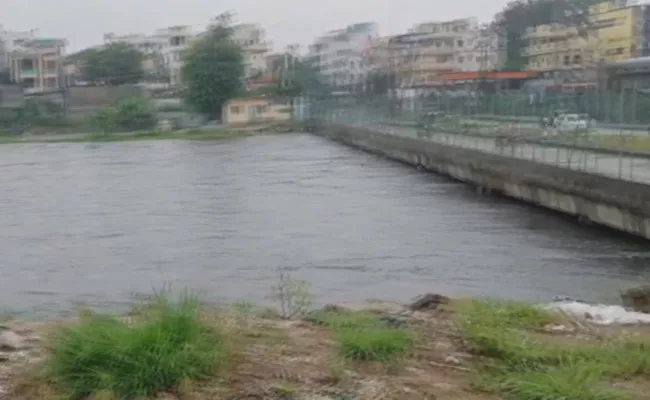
[337,119,650,185]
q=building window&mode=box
[230,106,241,114]
[457,40,464,48]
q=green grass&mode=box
[457,299,650,400]
[310,311,413,362]
[44,291,227,400]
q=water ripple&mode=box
[0,134,645,318]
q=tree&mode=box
[182,13,244,119]
[80,43,144,85]
[91,97,156,133]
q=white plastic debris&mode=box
[545,301,650,325]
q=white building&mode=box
[155,25,197,86]
[231,23,272,78]
[308,22,378,90]
[455,24,503,72]
[103,32,169,82]
[0,26,38,74]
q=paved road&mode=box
[337,119,650,185]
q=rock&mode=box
[621,285,650,314]
[0,331,25,351]
[444,355,462,365]
[543,323,575,334]
[409,293,450,311]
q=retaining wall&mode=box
[309,121,650,240]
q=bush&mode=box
[91,97,157,133]
[45,292,226,399]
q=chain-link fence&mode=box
[307,92,650,185]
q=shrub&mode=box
[44,292,226,399]
[336,325,412,362]
[91,97,156,133]
[317,311,412,362]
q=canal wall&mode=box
[309,121,650,240]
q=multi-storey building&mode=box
[522,24,591,70]
[9,38,67,92]
[155,25,196,86]
[590,1,644,61]
[232,23,272,78]
[308,22,378,90]
[389,18,486,87]
[103,32,169,81]
[0,26,37,76]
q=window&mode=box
[457,40,464,48]
[230,106,241,114]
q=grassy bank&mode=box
[0,129,259,144]
[3,287,650,399]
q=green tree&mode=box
[80,43,144,85]
[182,14,244,119]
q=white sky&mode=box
[4,0,511,52]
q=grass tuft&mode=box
[312,311,412,362]
[457,299,650,400]
[44,291,227,400]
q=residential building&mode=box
[308,22,378,90]
[155,25,196,86]
[0,26,37,76]
[9,38,67,93]
[222,97,291,125]
[589,1,643,62]
[103,32,169,82]
[389,18,480,88]
[521,23,595,81]
[455,25,503,72]
[232,23,272,78]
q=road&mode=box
[339,119,650,185]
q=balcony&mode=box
[522,24,577,40]
[241,40,271,53]
[20,69,37,77]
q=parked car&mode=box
[555,113,594,131]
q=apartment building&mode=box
[522,23,592,76]
[103,32,169,81]
[9,38,67,93]
[308,22,378,90]
[0,26,37,76]
[389,18,485,87]
[589,1,644,61]
[155,25,196,86]
[232,23,272,78]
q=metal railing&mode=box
[309,98,650,185]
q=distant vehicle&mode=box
[555,113,594,131]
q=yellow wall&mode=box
[222,98,291,125]
[590,2,637,62]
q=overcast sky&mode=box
[4,0,509,52]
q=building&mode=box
[9,38,67,93]
[521,22,594,82]
[232,23,272,78]
[222,97,291,125]
[388,18,501,88]
[589,1,644,62]
[155,25,196,86]
[103,32,169,83]
[0,26,37,77]
[308,22,378,90]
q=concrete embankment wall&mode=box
[309,121,650,240]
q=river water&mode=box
[0,134,648,318]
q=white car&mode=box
[555,114,594,131]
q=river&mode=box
[0,133,647,318]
